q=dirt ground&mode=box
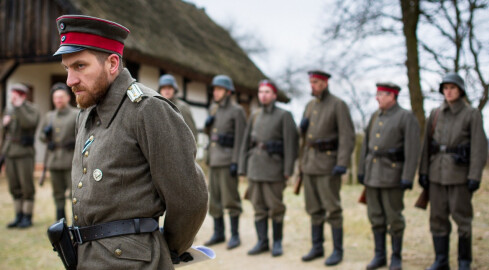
[1,172,488,270]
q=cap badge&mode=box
[60,22,65,30]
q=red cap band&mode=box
[377,86,400,95]
[259,81,278,94]
[61,32,125,56]
[309,73,329,81]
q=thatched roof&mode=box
[63,0,289,102]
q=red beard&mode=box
[72,70,110,109]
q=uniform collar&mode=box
[316,87,330,101]
[95,68,135,128]
[380,102,400,116]
[56,106,71,115]
[442,98,465,114]
[262,101,276,113]
[217,95,231,108]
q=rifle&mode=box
[415,188,429,209]
[358,187,367,204]
[293,171,303,195]
[38,148,49,186]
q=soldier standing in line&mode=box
[238,80,298,257]
[419,73,487,270]
[158,74,198,141]
[53,15,207,269]
[203,75,247,250]
[358,83,420,270]
[299,70,355,266]
[2,83,40,228]
[39,82,78,221]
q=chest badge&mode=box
[93,169,103,182]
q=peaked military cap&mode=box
[10,83,29,94]
[259,79,279,94]
[376,82,401,95]
[54,15,130,56]
[308,70,331,81]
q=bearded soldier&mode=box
[51,15,207,269]
[419,73,487,270]
[358,83,420,270]
[204,75,247,250]
[238,80,298,257]
[39,82,78,221]
[300,70,355,266]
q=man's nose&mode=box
[66,71,79,87]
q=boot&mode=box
[325,227,343,266]
[248,219,269,255]
[56,208,66,221]
[7,200,23,228]
[204,217,225,246]
[17,214,32,228]
[302,224,324,261]
[390,235,403,270]
[426,235,450,270]
[458,236,471,270]
[17,200,34,228]
[271,221,283,257]
[367,231,387,270]
[227,215,240,249]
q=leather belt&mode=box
[71,218,159,244]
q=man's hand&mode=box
[299,118,309,134]
[357,174,365,185]
[229,163,238,177]
[418,174,429,189]
[2,115,11,126]
[400,179,413,190]
[332,166,347,176]
[467,179,480,193]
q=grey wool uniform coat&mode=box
[170,97,198,142]
[419,99,487,185]
[358,103,420,187]
[238,102,299,181]
[71,69,208,270]
[301,89,355,175]
[39,106,79,169]
[206,96,247,167]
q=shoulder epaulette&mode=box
[127,83,144,103]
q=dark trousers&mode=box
[303,174,343,228]
[248,180,286,222]
[366,186,405,237]
[208,166,242,218]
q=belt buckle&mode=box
[71,226,83,244]
[439,145,447,153]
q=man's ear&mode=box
[107,54,120,75]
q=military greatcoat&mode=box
[71,69,208,270]
[170,97,198,141]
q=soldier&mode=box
[419,73,487,270]
[300,70,355,266]
[358,83,420,270]
[53,15,208,269]
[238,80,298,257]
[2,83,40,228]
[158,74,198,141]
[39,82,78,221]
[203,74,246,250]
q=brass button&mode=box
[74,215,78,221]
[83,168,87,174]
[379,121,383,126]
[308,134,313,138]
[327,151,331,155]
[373,158,377,163]
[73,198,77,204]
[313,110,318,115]
[89,135,94,140]
[376,133,380,138]
[115,249,122,256]
[84,151,89,157]
[213,128,217,133]
[374,146,378,151]
[211,142,216,147]
[78,182,83,188]
[55,138,61,142]
[310,122,315,126]
[392,163,396,168]
[96,121,101,126]
[55,128,61,133]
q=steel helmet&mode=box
[439,72,465,96]
[158,74,179,92]
[211,75,235,92]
